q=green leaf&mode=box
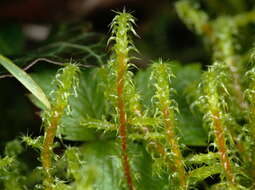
[188,164,222,185]
[171,62,207,146]
[135,67,154,110]
[0,55,51,109]
[67,140,167,190]
[59,68,107,141]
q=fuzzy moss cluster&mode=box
[41,64,80,189]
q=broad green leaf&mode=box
[60,68,107,141]
[171,62,207,146]
[0,55,51,109]
[68,140,168,190]
[65,147,97,190]
[135,67,154,110]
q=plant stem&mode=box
[151,61,187,189]
[40,64,79,190]
[162,106,186,189]
[204,63,236,187]
[41,106,63,190]
[212,111,235,187]
[117,53,134,190]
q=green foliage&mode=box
[0,140,25,190]
[2,4,255,190]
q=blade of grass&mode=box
[0,55,51,109]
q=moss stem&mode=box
[212,111,235,186]
[41,110,61,190]
[163,106,186,189]
[117,53,134,190]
